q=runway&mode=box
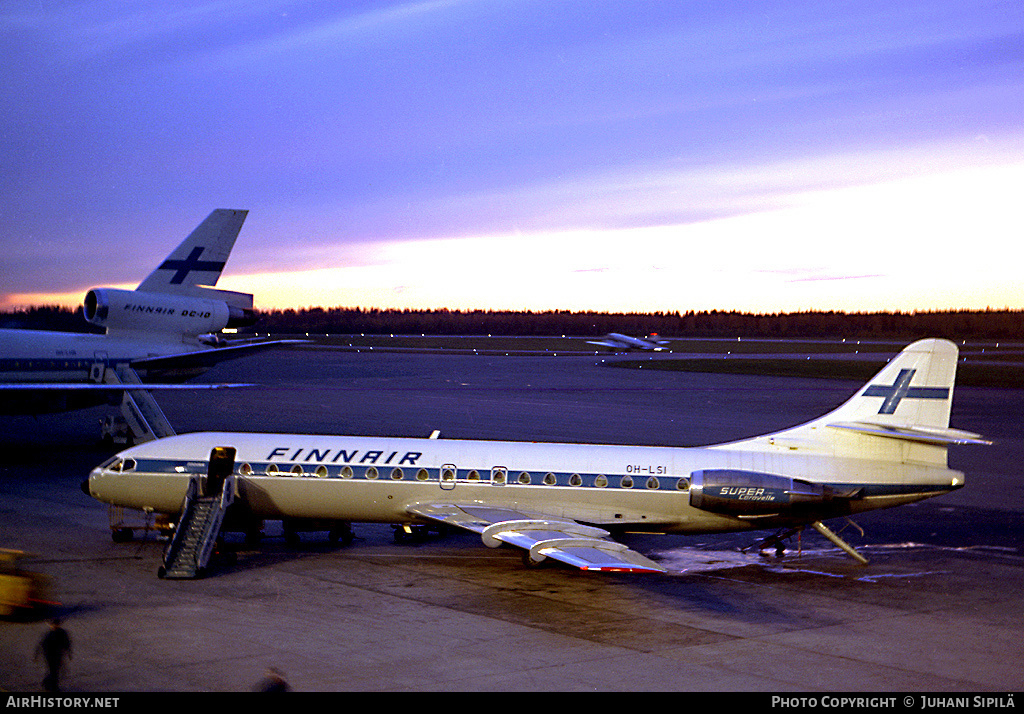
[1,345,1022,692]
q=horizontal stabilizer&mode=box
[827,421,991,445]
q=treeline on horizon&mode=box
[6,305,1023,341]
[257,306,1024,340]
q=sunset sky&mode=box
[2,1,1021,315]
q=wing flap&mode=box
[529,537,665,572]
[407,503,665,573]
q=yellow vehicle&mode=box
[0,550,55,619]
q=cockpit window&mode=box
[98,456,121,471]
[103,457,136,473]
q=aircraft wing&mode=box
[407,503,666,573]
[130,339,308,374]
[0,383,250,390]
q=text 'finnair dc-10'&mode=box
[85,339,988,576]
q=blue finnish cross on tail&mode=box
[158,247,227,285]
[863,368,949,415]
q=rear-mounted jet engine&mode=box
[689,469,859,516]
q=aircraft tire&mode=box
[111,528,133,543]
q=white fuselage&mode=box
[0,328,201,384]
[0,328,213,414]
[87,430,964,535]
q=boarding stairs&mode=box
[102,363,176,442]
[159,460,236,579]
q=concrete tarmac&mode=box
[1,346,1022,692]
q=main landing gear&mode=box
[743,519,868,565]
[281,519,356,547]
[391,523,448,543]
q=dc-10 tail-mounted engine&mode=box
[84,288,255,337]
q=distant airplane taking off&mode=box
[0,209,297,426]
[86,339,988,576]
[587,332,670,351]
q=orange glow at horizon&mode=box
[4,161,1022,316]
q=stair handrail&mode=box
[194,472,236,573]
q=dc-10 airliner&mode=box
[85,339,988,573]
[0,209,299,417]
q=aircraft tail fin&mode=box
[826,338,959,432]
[721,339,988,462]
[136,209,248,294]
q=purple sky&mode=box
[2,1,1022,313]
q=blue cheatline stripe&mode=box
[123,460,691,491]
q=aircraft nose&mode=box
[81,466,102,498]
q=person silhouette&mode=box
[35,619,72,692]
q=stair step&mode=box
[160,475,235,580]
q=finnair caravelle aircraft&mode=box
[86,339,987,573]
[0,209,293,416]
[587,332,670,351]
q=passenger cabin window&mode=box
[517,471,531,485]
[491,468,507,484]
[316,465,329,478]
[239,463,253,476]
[467,470,481,481]
[543,473,557,486]
[266,464,280,474]
[417,468,430,481]
[620,475,634,488]
[569,473,582,487]
[390,468,404,480]
[646,477,660,490]
[341,466,354,479]
[441,468,456,483]
[290,464,304,476]
[366,466,379,480]
[595,474,608,488]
